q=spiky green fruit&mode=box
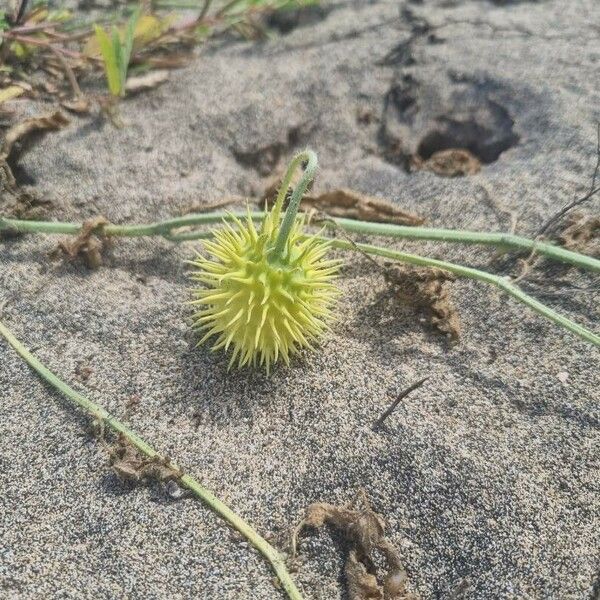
[189,209,340,372]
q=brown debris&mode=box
[384,264,461,340]
[0,160,52,224]
[109,435,182,484]
[51,217,109,269]
[557,212,600,256]
[1,111,70,162]
[0,112,68,224]
[60,98,91,114]
[125,70,170,95]
[410,149,481,177]
[298,492,417,600]
[262,181,424,226]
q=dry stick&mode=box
[372,377,429,431]
[48,44,84,99]
[0,318,304,600]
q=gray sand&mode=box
[1,0,599,598]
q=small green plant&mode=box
[94,8,140,97]
[189,151,340,372]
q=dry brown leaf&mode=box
[262,178,424,226]
[109,435,181,484]
[384,264,461,340]
[558,212,600,256]
[60,98,91,114]
[144,53,193,69]
[125,70,170,95]
[410,149,481,177]
[0,110,70,161]
[50,216,109,269]
[300,492,417,600]
[303,189,425,226]
[0,160,52,225]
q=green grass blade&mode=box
[94,25,121,96]
[120,8,140,95]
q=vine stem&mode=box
[1,212,598,272]
[322,238,600,347]
[271,149,318,261]
[0,318,304,600]
[0,212,598,345]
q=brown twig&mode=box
[372,377,428,431]
[199,0,212,20]
[48,44,83,99]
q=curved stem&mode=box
[0,319,304,600]
[2,212,598,273]
[271,150,318,261]
[322,238,600,348]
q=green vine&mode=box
[1,212,598,272]
[0,318,305,600]
[1,211,598,347]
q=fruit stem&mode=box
[271,149,318,261]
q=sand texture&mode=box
[1,0,599,598]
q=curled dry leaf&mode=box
[262,177,424,226]
[410,149,481,177]
[0,110,69,161]
[109,435,182,484]
[299,493,417,600]
[384,264,461,340]
[557,212,600,256]
[50,216,109,269]
[302,189,425,226]
[60,98,91,114]
[125,70,170,95]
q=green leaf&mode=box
[94,24,121,97]
[120,8,140,94]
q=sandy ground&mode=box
[1,0,599,598]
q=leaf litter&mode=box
[410,148,481,178]
[294,491,418,600]
[261,174,424,226]
[557,212,600,256]
[383,263,461,340]
[50,216,109,269]
[0,111,68,223]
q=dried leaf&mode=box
[300,492,417,600]
[144,53,193,69]
[558,212,600,256]
[109,435,181,484]
[51,216,109,269]
[384,264,461,340]
[411,149,481,177]
[0,110,69,161]
[262,179,424,226]
[304,189,424,226]
[0,160,52,225]
[346,550,382,599]
[60,98,91,114]
[125,69,169,95]
[0,85,25,104]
